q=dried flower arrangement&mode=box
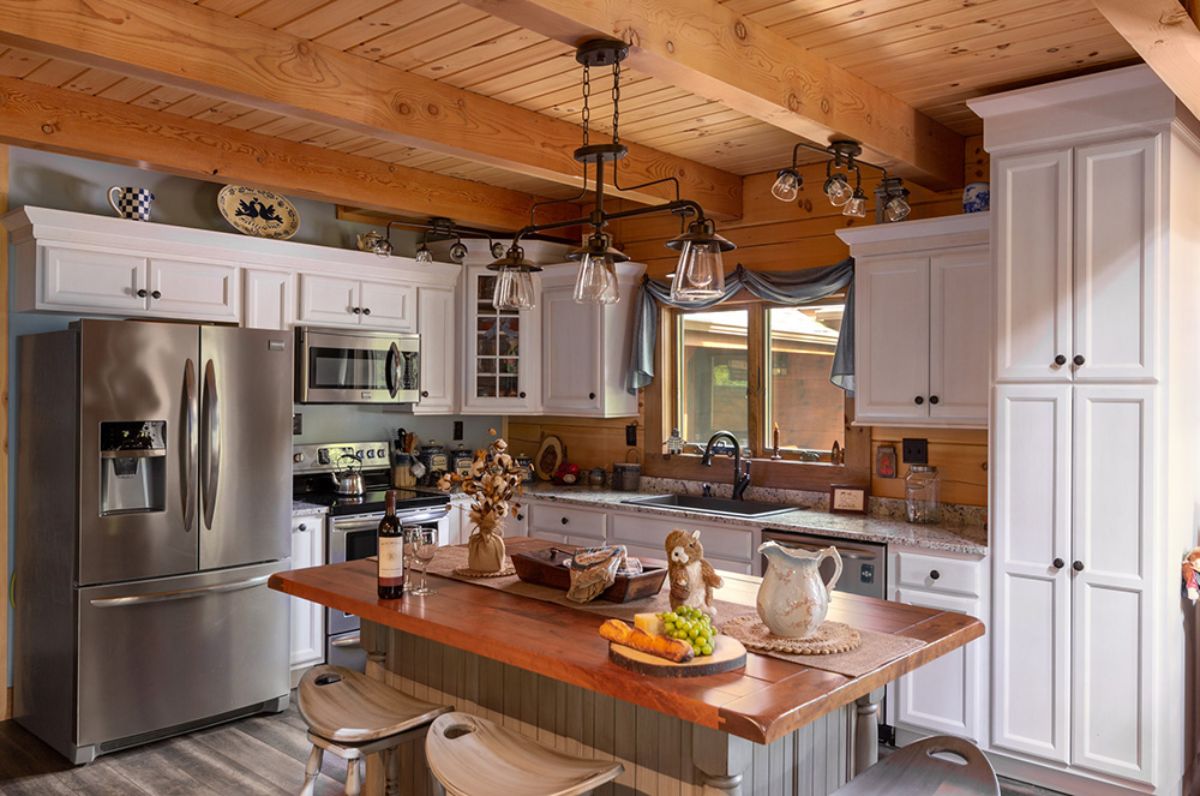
[437,433,525,573]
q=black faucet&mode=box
[701,431,752,500]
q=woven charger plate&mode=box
[722,615,862,655]
[452,565,516,579]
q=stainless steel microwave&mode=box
[296,327,420,404]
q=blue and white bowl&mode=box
[963,182,990,213]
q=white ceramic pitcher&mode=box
[756,541,843,639]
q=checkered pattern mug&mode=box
[107,186,155,221]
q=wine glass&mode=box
[405,525,438,596]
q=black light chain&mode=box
[581,62,591,148]
[610,57,621,146]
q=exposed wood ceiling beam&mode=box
[0,0,742,219]
[458,0,964,191]
[1093,0,1200,124]
[0,75,583,232]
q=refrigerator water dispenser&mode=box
[100,421,167,515]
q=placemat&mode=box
[424,539,924,678]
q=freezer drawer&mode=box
[76,561,289,751]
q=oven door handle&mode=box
[330,506,450,532]
[330,633,362,649]
[385,341,400,399]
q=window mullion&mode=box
[747,304,766,459]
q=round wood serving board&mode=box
[609,635,747,677]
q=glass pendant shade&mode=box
[824,174,853,207]
[842,189,868,219]
[573,253,620,305]
[415,245,433,263]
[884,194,911,222]
[670,241,726,302]
[493,266,535,311]
[515,269,536,309]
[771,169,801,202]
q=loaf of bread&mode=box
[598,619,695,663]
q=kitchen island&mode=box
[270,538,983,795]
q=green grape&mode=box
[689,627,700,639]
[701,644,713,655]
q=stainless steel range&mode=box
[292,440,450,670]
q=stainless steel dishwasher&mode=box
[759,530,886,599]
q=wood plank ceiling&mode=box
[0,0,1137,208]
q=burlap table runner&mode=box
[423,538,923,678]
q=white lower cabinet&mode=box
[607,511,753,574]
[288,514,325,673]
[889,548,987,745]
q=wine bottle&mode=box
[377,490,405,599]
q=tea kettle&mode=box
[330,453,365,496]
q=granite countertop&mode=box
[291,500,329,518]
[514,483,988,556]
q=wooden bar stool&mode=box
[298,664,452,796]
[425,712,623,796]
[832,735,1000,796]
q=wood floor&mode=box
[0,701,346,796]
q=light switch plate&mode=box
[292,413,302,435]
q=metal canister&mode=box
[419,441,450,483]
[515,453,535,483]
[612,462,641,492]
[452,444,474,478]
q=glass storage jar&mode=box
[905,465,941,524]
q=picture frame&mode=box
[828,484,868,515]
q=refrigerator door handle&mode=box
[201,359,221,529]
[87,574,270,608]
[182,358,197,531]
[386,341,400,399]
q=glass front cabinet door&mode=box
[462,265,540,414]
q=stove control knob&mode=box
[376,448,387,460]
[366,450,375,459]
[293,452,305,464]
[355,450,364,460]
[317,448,330,465]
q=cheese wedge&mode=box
[633,612,664,637]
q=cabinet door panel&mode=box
[1070,386,1152,781]
[462,267,539,414]
[359,280,415,332]
[298,274,359,326]
[991,384,1070,763]
[1073,137,1159,382]
[243,269,294,330]
[148,259,239,321]
[414,286,458,414]
[289,516,324,669]
[854,257,930,423]
[894,588,983,742]
[929,249,989,424]
[541,284,602,414]
[41,246,147,311]
[994,150,1073,382]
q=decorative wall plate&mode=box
[534,435,565,482]
[217,185,299,240]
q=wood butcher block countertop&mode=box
[269,538,983,745]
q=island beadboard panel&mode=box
[362,624,852,796]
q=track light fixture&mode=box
[775,139,912,223]
[485,38,736,306]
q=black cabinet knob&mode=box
[1054,354,1067,366]
[151,290,162,300]
[519,391,526,399]
[1073,354,1085,366]
[929,570,940,581]
[1053,557,1064,569]
[352,307,362,314]
[929,395,940,405]
[1073,560,1085,572]
[914,396,925,405]
[137,289,148,298]
[298,523,308,532]
[420,391,429,398]
[589,392,596,400]
[363,307,372,316]
[560,517,569,525]
[516,513,524,521]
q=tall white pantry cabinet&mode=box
[971,65,1200,795]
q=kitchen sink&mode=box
[620,494,798,519]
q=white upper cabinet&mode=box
[1072,137,1159,383]
[39,247,147,313]
[994,149,1074,382]
[839,213,990,428]
[538,262,643,418]
[461,265,540,414]
[297,275,415,332]
[242,268,295,331]
[413,284,458,415]
[358,279,415,332]
[146,258,239,322]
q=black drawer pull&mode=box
[137,288,148,298]
[929,570,940,581]
[352,307,361,314]
[914,396,924,405]
[589,392,596,400]
[560,517,569,525]
[363,307,372,316]
[929,395,939,405]
[151,290,162,300]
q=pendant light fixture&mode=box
[775,140,912,223]
[485,39,735,307]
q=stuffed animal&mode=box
[665,529,724,616]
[1182,547,1200,603]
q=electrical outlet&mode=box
[902,437,928,465]
[292,413,302,435]
[625,423,638,447]
[453,420,464,441]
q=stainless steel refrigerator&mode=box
[14,319,293,764]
